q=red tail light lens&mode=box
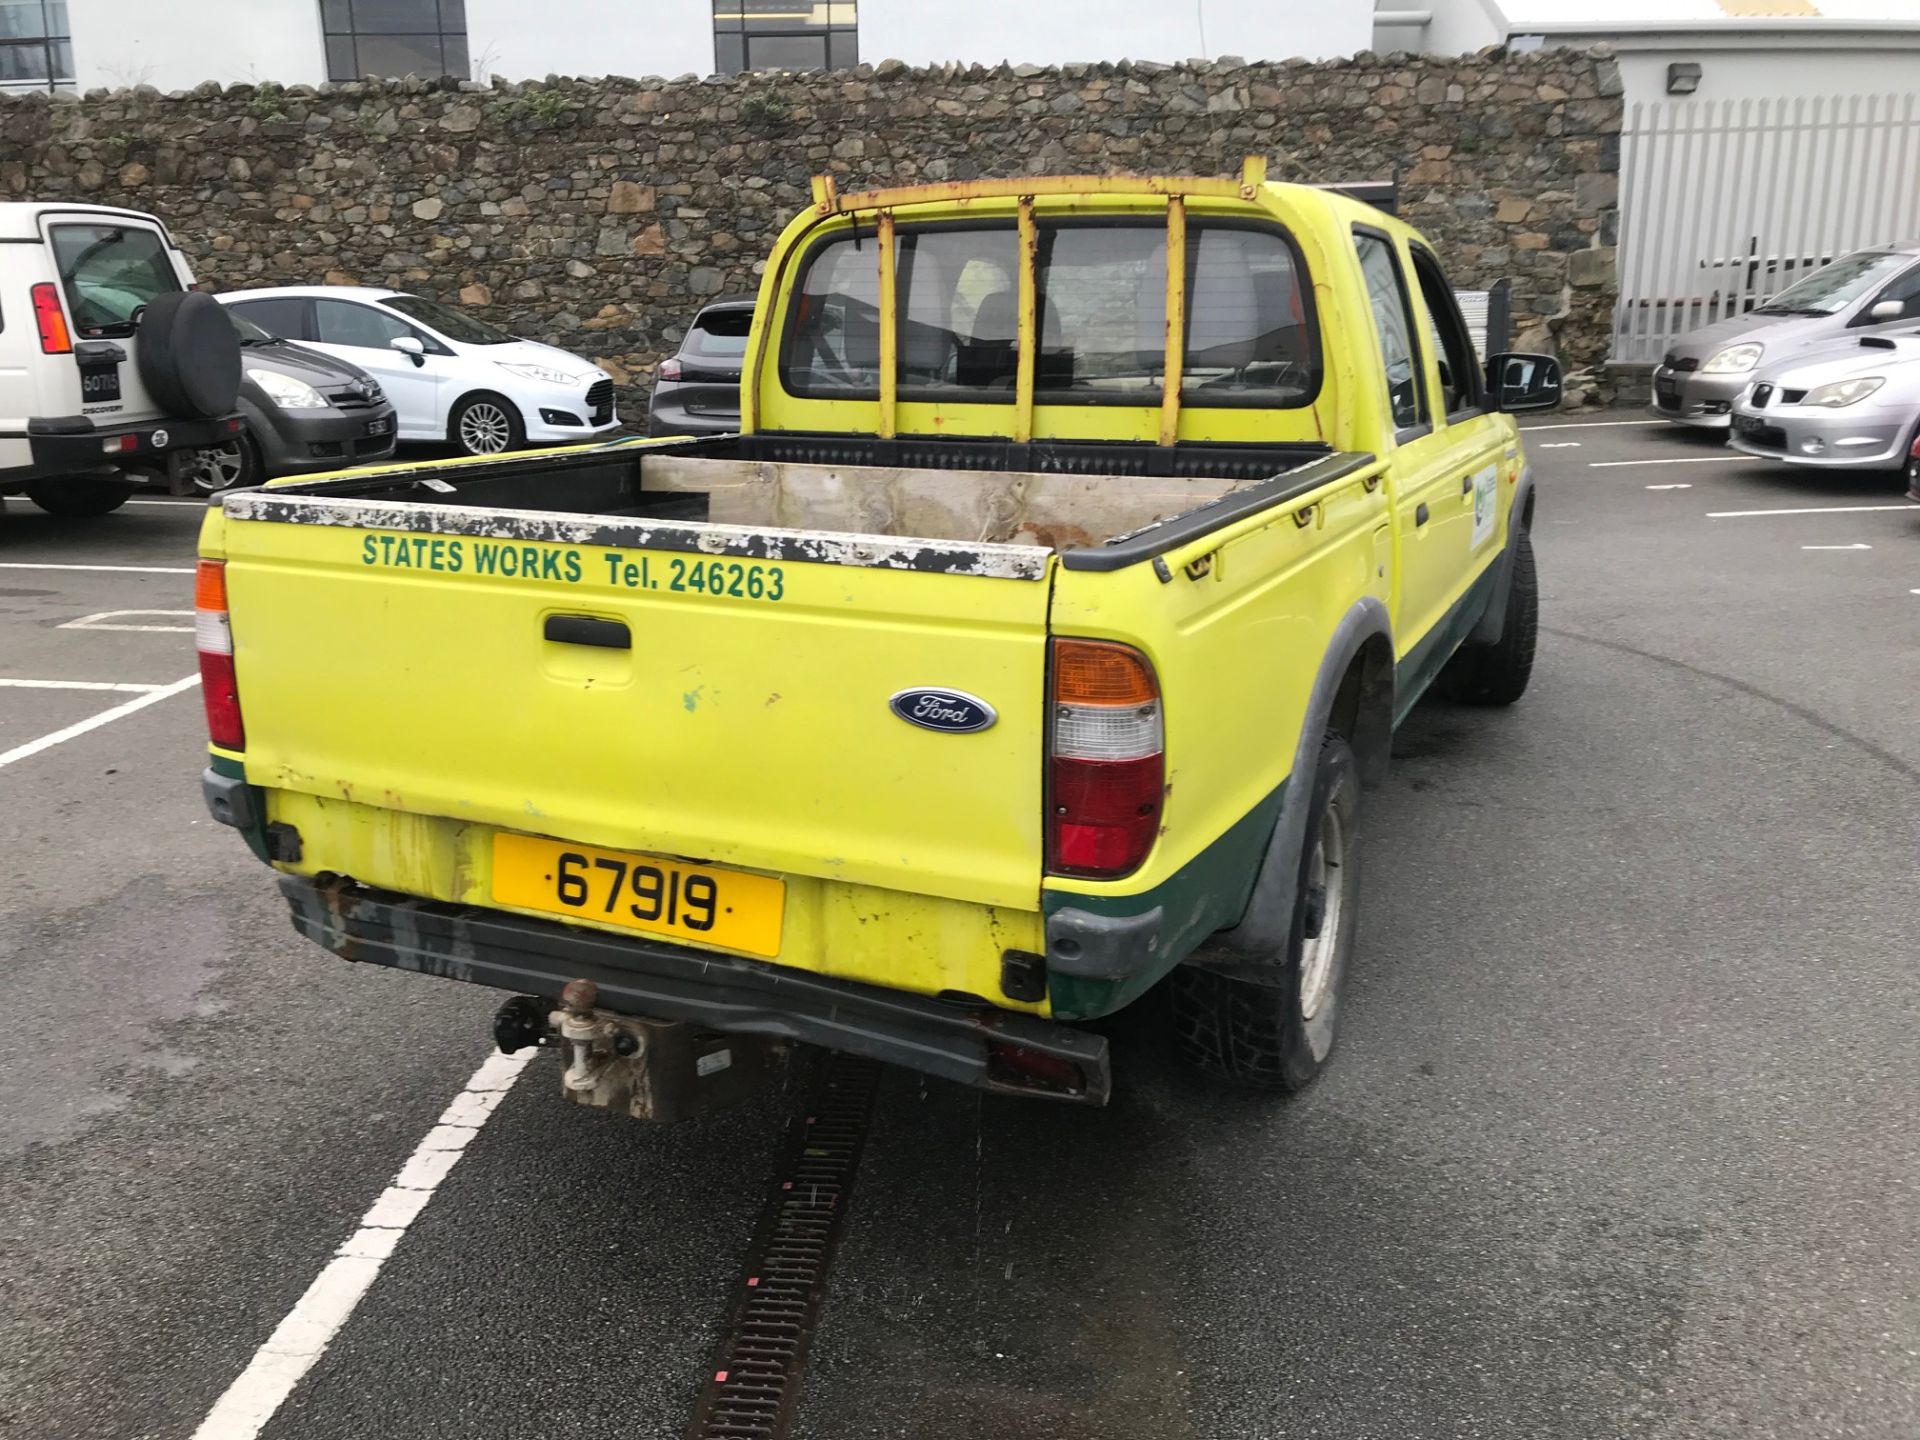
[31,282,71,354]
[1047,639,1163,878]
[195,560,245,750]
[656,357,683,381]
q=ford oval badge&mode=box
[889,687,997,735]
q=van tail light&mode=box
[31,283,71,354]
[656,357,683,381]
[1047,639,1164,879]
[195,560,245,750]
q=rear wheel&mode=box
[1439,530,1538,706]
[449,393,524,456]
[25,476,134,517]
[1170,733,1362,1092]
[184,429,262,495]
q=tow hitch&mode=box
[491,979,785,1123]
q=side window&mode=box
[1409,248,1482,417]
[230,297,311,340]
[48,223,183,338]
[1354,231,1427,433]
[313,299,415,351]
[1866,264,1920,322]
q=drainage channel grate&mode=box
[686,1052,883,1440]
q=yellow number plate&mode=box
[491,832,785,958]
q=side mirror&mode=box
[1868,299,1906,322]
[389,335,426,367]
[1485,351,1563,413]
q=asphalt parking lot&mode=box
[3,419,1917,1440]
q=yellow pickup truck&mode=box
[196,160,1558,1113]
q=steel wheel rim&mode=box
[187,441,245,495]
[1298,804,1347,1021]
[459,402,511,453]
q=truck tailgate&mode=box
[217,493,1055,913]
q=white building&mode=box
[1,1,1378,94]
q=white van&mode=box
[0,202,244,516]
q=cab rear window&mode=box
[781,218,1319,408]
[49,223,182,338]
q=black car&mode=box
[183,309,398,493]
[646,297,753,437]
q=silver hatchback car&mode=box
[1728,330,1920,470]
[1652,243,1920,428]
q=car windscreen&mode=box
[780,218,1319,407]
[49,223,183,338]
[1758,252,1910,315]
[225,308,278,346]
[384,293,512,344]
[684,307,753,360]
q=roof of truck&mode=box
[0,201,179,244]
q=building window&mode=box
[0,1,72,94]
[713,2,856,75]
[322,0,468,82]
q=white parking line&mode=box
[0,562,195,575]
[0,672,200,771]
[1802,543,1872,551]
[59,609,195,633]
[0,677,165,693]
[1588,456,1746,469]
[1646,483,1693,490]
[1708,503,1915,519]
[189,1048,536,1440]
[1535,441,1581,449]
[1521,419,1666,431]
[123,497,208,507]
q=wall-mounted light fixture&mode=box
[1667,62,1703,95]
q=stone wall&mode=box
[0,48,1622,417]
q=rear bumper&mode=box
[278,873,1111,1105]
[0,410,244,485]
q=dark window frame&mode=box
[0,1,72,93]
[712,0,856,76]
[321,0,469,82]
[776,215,1325,413]
[229,296,317,341]
[1352,224,1430,443]
[1407,243,1485,420]
[311,296,447,355]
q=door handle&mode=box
[1461,474,1474,494]
[544,614,630,649]
[1414,503,1430,526]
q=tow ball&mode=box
[490,980,784,1122]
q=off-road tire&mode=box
[25,476,134,516]
[1170,733,1363,1093]
[136,290,242,418]
[1439,530,1537,706]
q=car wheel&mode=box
[449,393,525,456]
[24,476,135,517]
[1438,530,1538,707]
[1169,733,1362,1093]
[184,430,261,495]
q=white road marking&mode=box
[0,672,200,771]
[0,677,165,693]
[59,608,196,634]
[1535,441,1581,449]
[1588,456,1746,468]
[189,1048,536,1440]
[1707,503,1915,519]
[1646,483,1693,490]
[123,497,208,507]
[0,561,195,575]
[1520,418,1666,431]
[1801,543,1872,551]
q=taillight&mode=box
[31,282,70,354]
[1047,639,1164,878]
[195,560,245,750]
[656,357,683,380]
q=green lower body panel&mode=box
[1042,780,1286,1021]
[1392,562,1500,728]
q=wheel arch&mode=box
[1469,464,1536,647]
[445,388,523,447]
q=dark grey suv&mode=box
[646,298,753,437]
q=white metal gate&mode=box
[1613,93,1920,364]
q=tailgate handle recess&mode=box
[544,615,631,650]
